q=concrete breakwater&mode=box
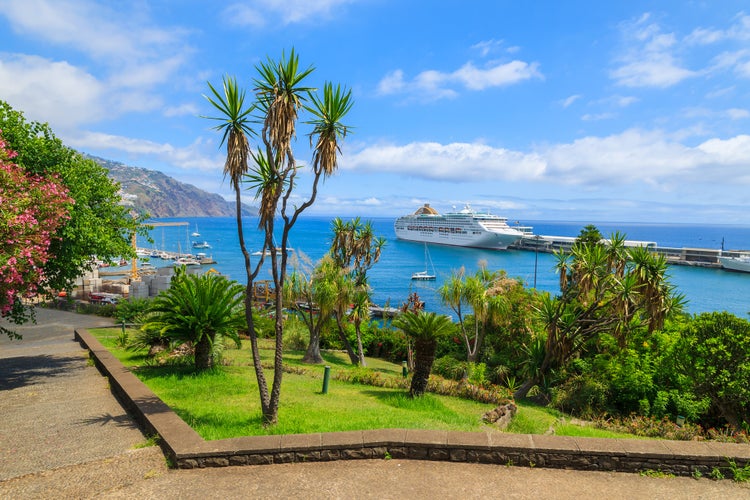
[511,235,747,270]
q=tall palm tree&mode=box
[393,311,455,397]
[142,269,245,371]
[349,287,372,367]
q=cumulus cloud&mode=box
[344,142,547,181]
[377,59,542,101]
[1,0,188,65]
[0,0,192,128]
[0,54,105,127]
[343,129,750,190]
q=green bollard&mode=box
[402,361,408,378]
[322,365,331,394]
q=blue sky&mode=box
[1,0,749,224]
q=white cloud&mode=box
[344,142,547,181]
[164,103,200,118]
[68,131,224,173]
[1,0,188,65]
[376,70,406,95]
[222,0,353,27]
[0,54,105,127]
[560,95,581,108]
[471,39,505,57]
[581,113,615,121]
[0,0,193,128]
[611,13,696,87]
[726,108,750,120]
[377,59,542,101]
[343,129,750,191]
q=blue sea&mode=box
[139,217,750,318]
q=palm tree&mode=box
[142,268,245,371]
[204,50,353,426]
[326,217,384,364]
[349,287,372,367]
[393,311,455,397]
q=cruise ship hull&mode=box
[394,204,525,250]
[394,225,521,249]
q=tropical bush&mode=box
[140,269,245,370]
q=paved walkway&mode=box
[2,308,749,498]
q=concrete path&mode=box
[2,308,749,498]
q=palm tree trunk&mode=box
[302,328,324,363]
[410,338,437,397]
[194,335,213,371]
[355,321,367,367]
[335,316,358,364]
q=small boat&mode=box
[196,253,216,265]
[369,305,400,318]
[174,256,200,267]
[192,241,211,249]
[411,243,436,280]
[252,247,292,256]
[719,254,750,273]
[191,224,201,237]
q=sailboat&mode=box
[411,243,436,280]
[191,224,201,237]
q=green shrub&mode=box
[550,374,609,419]
[365,325,408,362]
[468,362,488,387]
[432,355,467,381]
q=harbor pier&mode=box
[511,235,748,270]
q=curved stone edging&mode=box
[74,328,750,476]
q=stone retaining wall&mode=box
[75,328,750,477]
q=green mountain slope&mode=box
[88,155,256,218]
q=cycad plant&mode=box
[142,268,245,371]
[393,311,455,397]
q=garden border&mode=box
[74,328,750,475]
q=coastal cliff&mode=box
[88,155,256,218]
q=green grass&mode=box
[90,328,643,441]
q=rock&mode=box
[482,402,517,430]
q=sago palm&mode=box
[142,269,245,371]
[393,311,455,397]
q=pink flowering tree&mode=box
[0,131,73,339]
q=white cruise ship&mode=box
[394,203,527,249]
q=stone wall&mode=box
[75,328,750,478]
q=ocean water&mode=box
[138,217,750,318]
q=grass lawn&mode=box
[90,328,638,441]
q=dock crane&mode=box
[129,221,189,281]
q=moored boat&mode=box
[394,203,526,250]
[719,254,750,273]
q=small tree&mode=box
[674,312,750,431]
[393,310,455,397]
[0,131,72,339]
[142,268,245,371]
[204,50,353,425]
[0,101,141,297]
[439,265,519,363]
[514,233,684,400]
